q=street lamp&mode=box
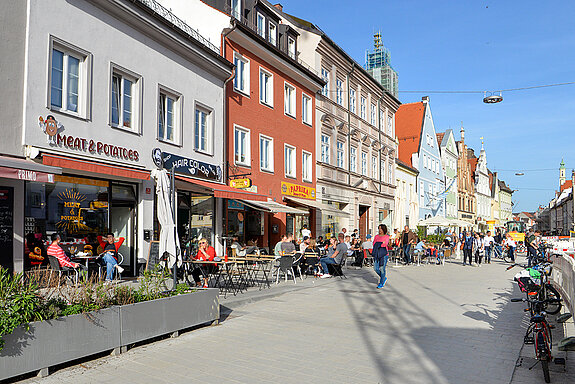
[483,91,503,104]
[515,172,524,176]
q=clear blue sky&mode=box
[281,0,575,212]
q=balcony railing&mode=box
[136,0,219,54]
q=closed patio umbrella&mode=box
[417,215,453,227]
[151,169,181,268]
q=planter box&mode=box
[119,288,220,345]
[0,289,219,381]
[0,306,120,381]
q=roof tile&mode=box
[396,102,425,167]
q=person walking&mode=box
[462,231,473,266]
[525,229,539,267]
[399,225,416,265]
[473,232,484,266]
[505,233,516,262]
[372,224,390,288]
[484,231,494,264]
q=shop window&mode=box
[177,192,214,256]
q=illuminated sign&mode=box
[230,178,252,189]
[281,181,316,200]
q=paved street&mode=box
[21,257,575,384]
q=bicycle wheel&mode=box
[541,360,551,383]
[545,284,562,315]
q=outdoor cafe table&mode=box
[72,253,101,280]
[232,256,274,290]
[188,260,239,297]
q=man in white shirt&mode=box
[299,236,310,252]
[301,225,311,239]
[484,231,494,264]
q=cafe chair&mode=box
[96,252,124,281]
[292,253,305,281]
[276,255,297,284]
[327,255,347,279]
[48,256,79,285]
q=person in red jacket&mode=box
[98,233,125,281]
[191,238,219,288]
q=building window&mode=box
[361,152,367,176]
[336,78,343,105]
[110,66,140,132]
[269,23,277,46]
[388,162,393,183]
[195,107,211,153]
[372,104,379,125]
[360,96,366,120]
[259,135,273,172]
[233,53,249,95]
[387,115,393,136]
[49,40,91,117]
[381,159,385,181]
[420,181,424,205]
[350,147,357,173]
[285,144,296,178]
[349,88,356,114]
[259,68,273,106]
[256,13,265,37]
[372,155,378,179]
[336,140,344,168]
[302,93,312,125]
[158,88,181,144]
[302,151,312,182]
[234,126,250,166]
[321,68,329,97]
[321,134,330,163]
[284,82,296,117]
[288,36,296,59]
[231,0,241,19]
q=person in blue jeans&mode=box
[319,233,347,278]
[462,231,474,265]
[372,224,390,288]
[97,233,125,281]
[399,225,416,265]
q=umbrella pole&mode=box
[171,166,177,290]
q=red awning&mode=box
[43,154,150,180]
[0,155,61,183]
[176,175,267,201]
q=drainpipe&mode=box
[346,63,356,227]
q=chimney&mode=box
[274,3,283,11]
[422,96,429,103]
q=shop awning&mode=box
[0,155,61,183]
[42,154,150,180]
[242,199,308,214]
[176,175,267,202]
[284,196,350,217]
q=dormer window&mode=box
[269,23,277,46]
[256,13,265,38]
[288,36,296,59]
[231,0,241,19]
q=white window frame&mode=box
[288,36,296,59]
[361,151,368,176]
[370,103,377,125]
[302,150,312,182]
[372,155,378,179]
[284,144,296,178]
[259,67,273,107]
[269,23,277,46]
[420,181,425,204]
[109,63,142,133]
[321,67,329,97]
[48,37,92,118]
[379,109,384,130]
[302,93,312,126]
[388,115,394,136]
[157,85,182,145]
[259,134,274,172]
[231,0,241,19]
[194,103,213,154]
[321,134,330,163]
[360,96,366,120]
[256,12,265,38]
[388,162,393,183]
[336,78,343,105]
[336,140,344,168]
[233,52,250,96]
[234,125,250,166]
[284,82,296,117]
[381,159,386,182]
[349,88,356,114]
[350,146,357,173]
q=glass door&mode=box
[110,205,135,276]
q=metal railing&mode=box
[136,0,219,54]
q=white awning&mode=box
[242,200,308,215]
[283,197,350,217]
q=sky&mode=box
[279,0,575,213]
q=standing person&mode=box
[97,232,125,281]
[319,233,347,278]
[505,233,516,262]
[525,229,539,267]
[351,229,359,239]
[493,229,503,258]
[473,232,484,266]
[462,231,473,266]
[372,224,390,288]
[301,225,311,239]
[484,231,494,264]
[399,225,416,265]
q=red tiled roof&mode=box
[560,179,572,192]
[396,102,425,167]
[468,158,478,174]
[436,132,445,147]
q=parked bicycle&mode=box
[507,261,562,315]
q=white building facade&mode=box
[393,159,419,230]
[438,129,458,219]
[474,146,491,232]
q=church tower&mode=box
[560,158,566,186]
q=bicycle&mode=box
[492,243,514,263]
[507,262,562,315]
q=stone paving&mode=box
[19,256,575,384]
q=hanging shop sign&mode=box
[155,150,222,182]
[281,181,316,200]
[39,115,140,162]
[230,178,252,189]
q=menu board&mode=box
[0,187,14,271]
[145,241,160,271]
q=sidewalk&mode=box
[16,257,575,384]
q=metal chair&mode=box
[292,252,305,281]
[276,255,297,284]
[97,252,124,281]
[48,256,79,285]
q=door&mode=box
[359,205,370,238]
[0,187,14,272]
[110,205,135,276]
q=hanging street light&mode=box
[483,91,503,104]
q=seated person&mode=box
[280,233,296,255]
[191,238,219,288]
[351,238,364,267]
[319,233,347,278]
[245,239,259,255]
[98,232,125,281]
[274,235,287,258]
[299,236,310,253]
[413,238,429,261]
[47,233,86,271]
[303,238,320,274]
[427,243,440,264]
[361,234,374,253]
[231,236,247,257]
